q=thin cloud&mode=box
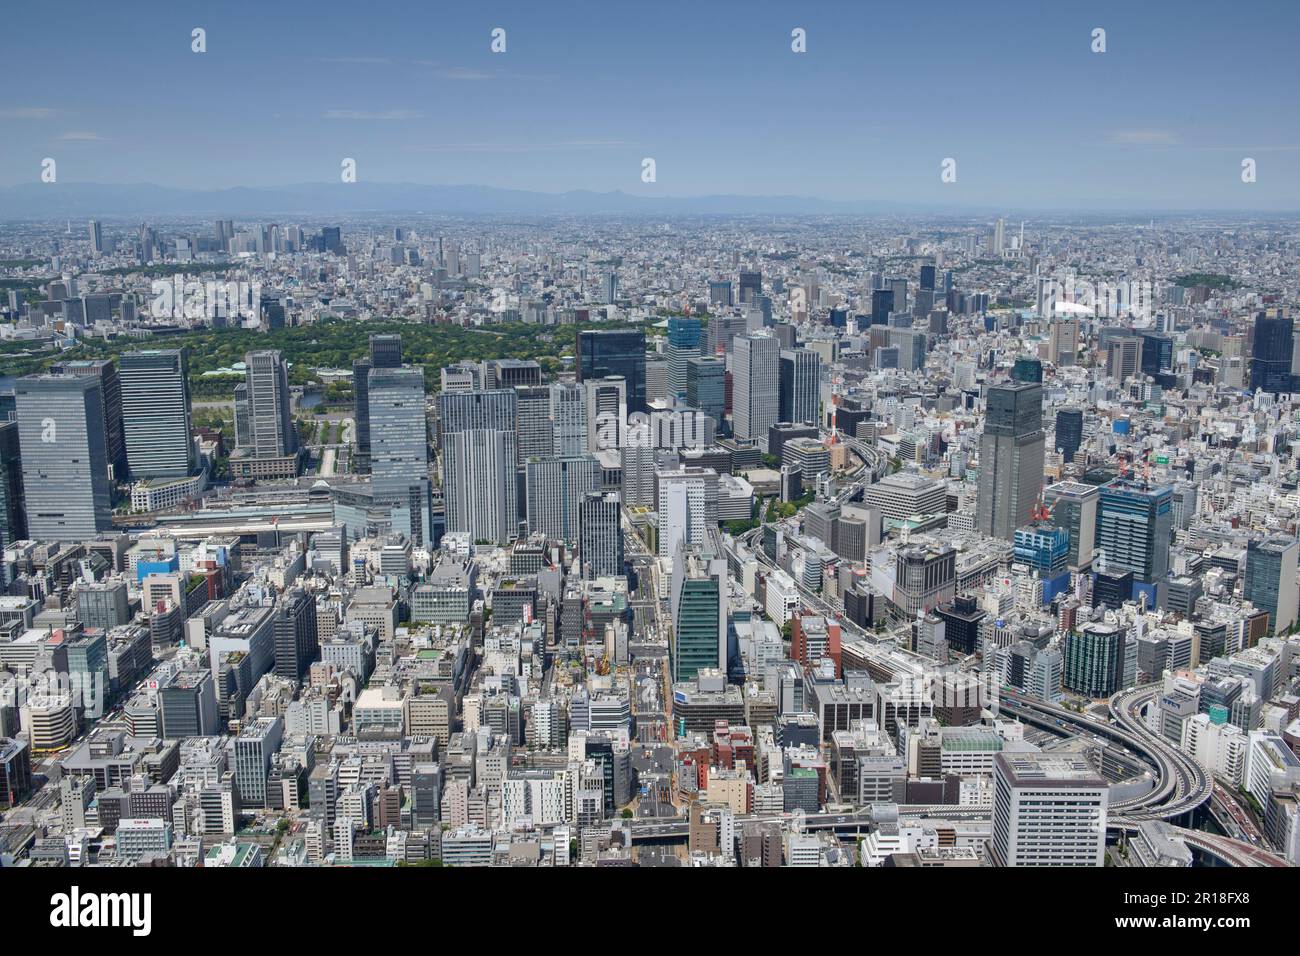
[1194,144,1300,153]
[324,109,424,121]
[1106,129,1180,146]
[59,131,105,141]
[436,67,496,81]
[407,140,630,153]
[319,56,392,65]
[0,107,58,119]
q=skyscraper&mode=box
[976,381,1045,541]
[369,367,432,544]
[778,347,820,425]
[525,456,601,541]
[233,350,298,478]
[0,421,26,550]
[515,385,554,461]
[437,389,517,447]
[443,428,517,545]
[579,491,623,579]
[733,332,780,450]
[88,219,103,255]
[686,356,726,429]
[1244,536,1299,636]
[550,382,587,457]
[51,359,127,479]
[354,333,403,475]
[1248,310,1295,394]
[369,333,402,370]
[669,540,728,683]
[666,317,703,401]
[15,374,113,541]
[738,270,762,306]
[1042,480,1098,570]
[576,329,646,414]
[1095,478,1172,597]
[1054,408,1084,463]
[584,376,626,452]
[119,349,195,479]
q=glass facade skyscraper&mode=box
[576,329,646,413]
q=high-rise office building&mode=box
[579,491,623,579]
[0,421,25,550]
[369,367,432,545]
[656,466,718,559]
[991,753,1107,866]
[53,359,127,479]
[1054,408,1084,463]
[515,385,554,461]
[119,349,195,479]
[1244,536,1299,636]
[666,317,703,401]
[233,350,299,478]
[733,332,780,450]
[686,356,726,428]
[273,587,319,685]
[577,329,646,414]
[738,270,762,305]
[437,389,517,448]
[234,717,284,810]
[353,334,403,475]
[15,374,113,541]
[1249,311,1295,395]
[871,288,894,325]
[88,219,103,255]
[1064,622,1130,697]
[1095,479,1172,595]
[584,376,626,452]
[443,428,517,545]
[550,382,587,457]
[1042,480,1098,570]
[778,348,820,425]
[525,456,601,541]
[369,333,402,369]
[976,381,1045,541]
[669,541,728,683]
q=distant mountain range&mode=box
[1,181,1291,220]
[0,181,985,219]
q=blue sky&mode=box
[2,0,1299,209]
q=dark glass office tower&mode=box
[1248,311,1295,394]
[871,288,894,325]
[738,270,762,305]
[1012,358,1043,384]
[1055,408,1084,462]
[577,329,646,413]
[1139,332,1172,376]
[976,381,1045,541]
[919,264,937,292]
[369,333,402,369]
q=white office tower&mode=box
[550,382,587,457]
[443,428,518,545]
[732,331,780,450]
[584,375,626,452]
[621,423,656,508]
[656,466,718,559]
[991,753,1108,866]
[525,456,601,541]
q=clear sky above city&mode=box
[2,0,1299,210]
